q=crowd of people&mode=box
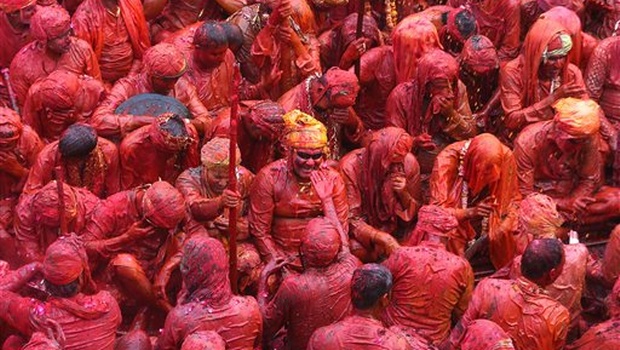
[1,0,620,348]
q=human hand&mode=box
[0,152,27,176]
[554,82,586,100]
[573,196,597,214]
[310,169,334,201]
[413,133,436,151]
[127,221,156,240]
[221,189,242,208]
[277,25,294,43]
[376,233,400,256]
[432,96,455,117]
[278,0,293,18]
[262,255,292,277]
[390,173,407,194]
[467,198,495,219]
[342,38,369,62]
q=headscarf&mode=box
[463,133,504,195]
[518,193,564,239]
[0,0,35,13]
[301,217,341,268]
[553,98,601,137]
[181,331,226,350]
[200,137,241,168]
[35,71,104,116]
[143,43,187,79]
[414,205,459,239]
[32,181,78,228]
[521,18,573,107]
[246,100,285,141]
[460,35,499,75]
[29,5,70,42]
[281,110,327,149]
[541,6,583,67]
[392,17,441,83]
[142,181,185,229]
[149,114,193,151]
[361,127,414,227]
[0,107,23,148]
[319,67,360,108]
[181,235,232,305]
[43,233,92,288]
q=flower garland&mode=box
[384,0,398,29]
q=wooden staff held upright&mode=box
[228,63,241,294]
[354,0,366,78]
[54,166,68,235]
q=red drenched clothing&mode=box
[586,35,620,130]
[150,0,208,43]
[14,184,99,263]
[339,128,421,244]
[0,290,121,350]
[263,254,360,349]
[381,243,474,345]
[601,225,620,284]
[248,159,349,264]
[0,12,32,69]
[23,137,120,198]
[73,0,150,83]
[391,17,441,84]
[447,277,570,350]
[307,315,413,350]
[180,49,235,113]
[459,319,515,350]
[447,0,521,61]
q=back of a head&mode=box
[351,264,393,310]
[59,123,98,158]
[301,217,341,268]
[194,21,229,48]
[159,114,188,137]
[181,331,226,350]
[521,238,564,283]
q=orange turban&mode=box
[281,110,327,149]
[29,5,70,41]
[43,234,90,286]
[518,193,564,239]
[143,43,187,79]
[0,0,35,13]
[142,181,185,229]
[553,98,601,137]
[200,137,241,168]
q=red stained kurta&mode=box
[586,35,620,124]
[381,243,474,345]
[150,0,208,44]
[0,13,32,68]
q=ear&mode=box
[379,292,390,308]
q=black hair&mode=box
[351,264,393,310]
[59,123,97,158]
[45,278,80,298]
[193,21,229,48]
[220,22,243,52]
[160,114,188,137]
[521,238,564,280]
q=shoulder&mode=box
[514,121,548,148]
[97,137,118,155]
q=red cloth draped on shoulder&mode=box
[391,17,440,83]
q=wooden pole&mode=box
[54,166,68,235]
[354,0,366,78]
[228,63,241,294]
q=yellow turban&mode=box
[518,193,564,239]
[553,98,601,137]
[200,137,241,168]
[282,110,328,149]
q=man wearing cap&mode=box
[249,110,349,268]
[0,234,121,350]
[91,43,209,140]
[513,97,620,224]
[72,0,150,85]
[81,180,187,312]
[382,205,474,346]
[9,6,100,108]
[23,123,120,198]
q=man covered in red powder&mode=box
[180,331,226,350]
[156,235,262,350]
[259,217,361,349]
[430,133,520,268]
[249,110,349,268]
[444,238,570,350]
[23,124,120,198]
[22,70,105,143]
[339,127,420,260]
[457,319,515,350]
[207,100,286,174]
[513,98,620,224]
[119,113,199,190]
[307,263,413,350]
[91,43,209,140]
[14,181,99,263]
[447,0,520,61]
[386,49,477,174]
[0,234,121,350]
[149,0,210,44]
[383,205,474,346]
[0,0,35,69]
[80,181,186,312]
[9,6,100,108]
[72,0,150,85]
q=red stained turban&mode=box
[30,6,71,42]
[142,181,185,229]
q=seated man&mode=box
[259,217,361,349]
[91,43,209,140]
[339,127,421,260]
[0,234,121,350]
[249,110,349,268]
[458,319,515,350]
[513,97,620,224]
[307,264,413,350]
[0,0,35,69]
[9,6,100,107]
[23,124,120,198]
[22,70,105,143]
[156,235,262,349]
[382,205,474,346]
[119,114,199,190]
[430,133,520,268]
[445,238,570,350]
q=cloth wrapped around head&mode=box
[181,331,226,350]
[29,5,70,42]
[415,205,459,238]
[149,113,192,151]
[43,233,94,290]
[441,7,477,44]
[0,107,23,148]
[301,217,341,268]
[36,70,104,116]
[281,110,327,150]
[460,35,499,75]
[392,17,441,83]
[143,43,187,79]
[200,136,241,169]
[463,133,504,195]
[340,13,380,48]
[181,234,231,304]
[32,181,78,228]
[142,181,185,229]
[246,100,285,141]
[0,0,35,13]
[321,67,360,107]
[553,98,601,137]
[518,193,564,239]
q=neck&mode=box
[352,306,382,320]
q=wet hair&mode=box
[220,22,243,52]
[442,9,477,39]
[193,21,229,48]
[521,238,564,280]
[160,114,188,137]
[351,264,393,310]
[45,278,80,298]
[59,123,98,158]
